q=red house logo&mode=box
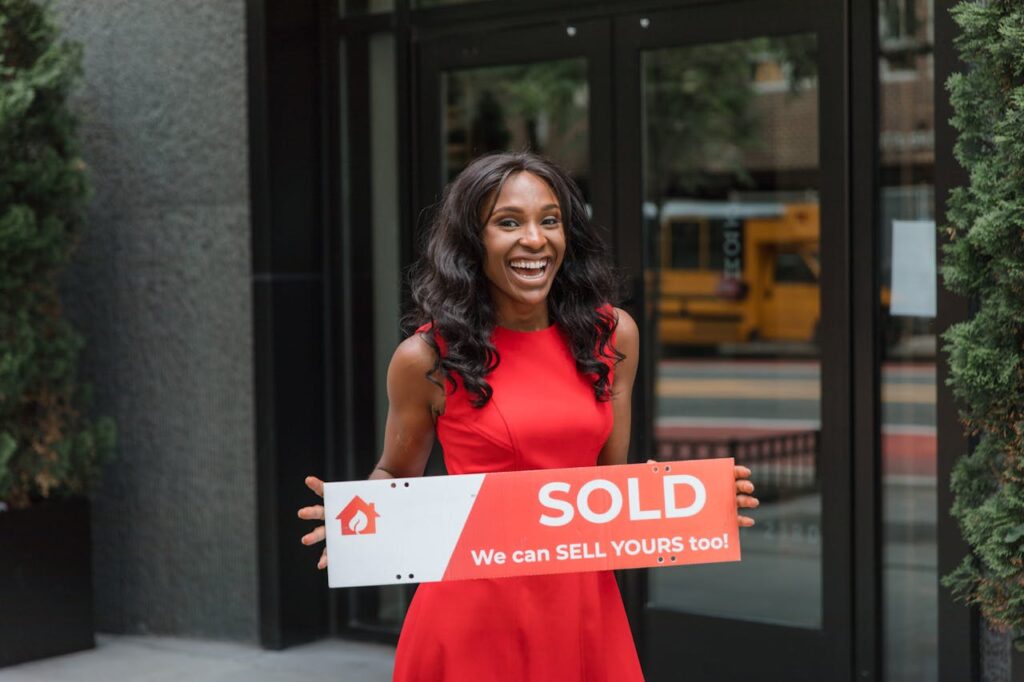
[338,496,380,536]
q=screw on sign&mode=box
[338,495,380,535]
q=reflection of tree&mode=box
[646,43,759,198]
[449,60,588,176]
[494,60,585,144]
[768,35,818,93]
[644,35,817,198]
[446,34,818,199]
[469,90,510,157]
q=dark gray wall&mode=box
[54,1,258,641]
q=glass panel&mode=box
[442,59,589,197]
[879,0,937,679]
[643,34,823,628]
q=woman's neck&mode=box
[494,304,551,332]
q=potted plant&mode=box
[0,0,115,667]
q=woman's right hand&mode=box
[295,336,442,571]
[297,475,328,569]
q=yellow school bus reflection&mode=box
[653,200,820,346]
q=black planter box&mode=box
[0,497,95,667]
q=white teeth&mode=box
[510,259,548,270]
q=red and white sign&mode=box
[324,459,740,588]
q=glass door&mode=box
[613,2,851,680]
[413,3,853,678]
[414,18,613,237]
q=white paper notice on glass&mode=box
[889,219,936,317]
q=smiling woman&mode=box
[404,152,625,409]
[297,152,757,681]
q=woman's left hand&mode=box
[648,459,758,526]
[735,465,758,527]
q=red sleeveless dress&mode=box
[392,320,644,682]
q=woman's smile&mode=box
[508,256,551,281]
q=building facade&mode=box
[53,0,1016,679]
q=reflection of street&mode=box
[648,491,823,628]
[655,359,936,477]
[649,358,937,680]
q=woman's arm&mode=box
[370,333,446,479]
[597,307,639,466]
[298,332,445,568]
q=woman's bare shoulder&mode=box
[387,332,446,415]
[612,307,639,345]
[389,332,440,377]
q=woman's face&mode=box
[480,171,567,317]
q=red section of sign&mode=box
[441,459,739,581]
[338,495,380,535]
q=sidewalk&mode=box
[0,635,395,682]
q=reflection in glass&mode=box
[442,60,589,197]
[642,35,823,628]
[879,0,937,679]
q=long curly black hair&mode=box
[404,152,624,408]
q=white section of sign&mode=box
[324,475,484,588]
[890,219,936,317]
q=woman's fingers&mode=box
[734,467,757,525]
[297,504,325,521]
[302,525,326,546]
[737,489,758,525]
[736,494,759,509]
[305,475,325,498]
[300,476,329,569]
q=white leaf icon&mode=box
[349,510,368,534]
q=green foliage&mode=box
[445,34,817,196]
[643,34,817,197]
[446,59,590,180]
[940,0,1024,633]
[0,0,114,508]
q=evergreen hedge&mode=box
[940,0,1024,647]
[0,0,115,509]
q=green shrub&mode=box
[0,0,115,509]
[940,0,1024,645]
